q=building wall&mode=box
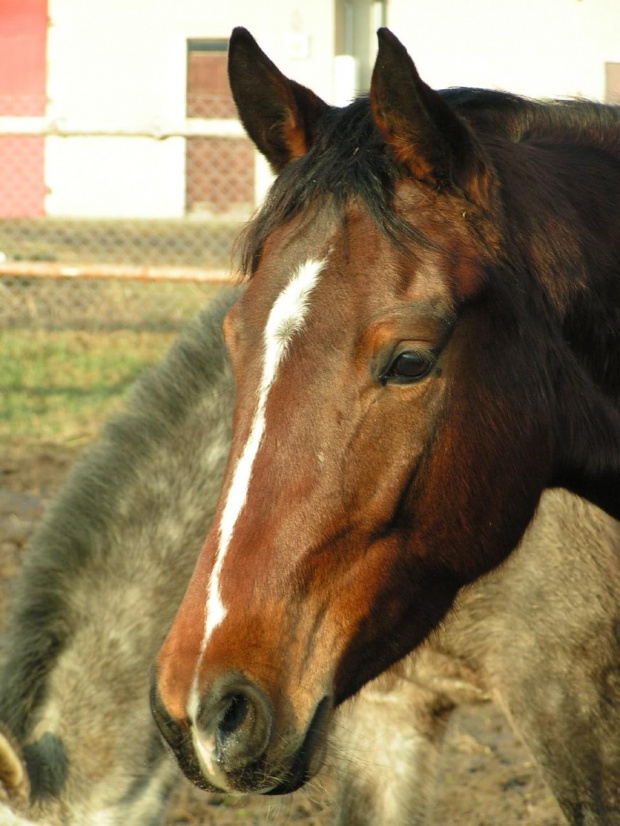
[387,0,620,101]
[42,0,620,219]
[0,0,47,217]
[45,0,334,218]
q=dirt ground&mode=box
[0,443,566,825]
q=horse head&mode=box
[152,28,620,795]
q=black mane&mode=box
[239,97,414,274]
[239,89,619,276]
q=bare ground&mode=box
[0,443,566,825]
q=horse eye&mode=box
[385,352,434,383]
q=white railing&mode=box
[0,117,246,139]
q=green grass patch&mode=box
[0,328,178,443]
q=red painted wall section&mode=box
[0,0,48,216]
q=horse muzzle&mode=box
[149,668,332,794]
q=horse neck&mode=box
[496,126,620,405]
[563,289,620,408]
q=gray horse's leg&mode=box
[497,686,620,826]
[490,644,620,826]
[331,659,467,826]
[495,497,620,825]
[442,490,620,826]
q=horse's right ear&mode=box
[370,28,492,204]
[228,28,330,173]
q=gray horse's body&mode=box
[0,291,236,825]
[1,291,619,824]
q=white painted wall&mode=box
[386,0,620,101]
[45,136,186,218]
[44,0,620,218]
[45,0,334,218]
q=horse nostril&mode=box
[218,692,249,740]
[197,677,273,773]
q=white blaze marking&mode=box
[188,256,327,722]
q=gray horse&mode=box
[1,290,619,824]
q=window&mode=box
[187,40,236,119]
[185,39,254,216]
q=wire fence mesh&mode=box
[0,89,258,330]
[0,276,226,331]
[0,214,242,329]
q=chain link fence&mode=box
[0,92,259,330]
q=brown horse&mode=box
[5,289,619,825]
[152,27,620,822]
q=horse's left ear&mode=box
[228,28,330,172]
[370,29,491,204]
